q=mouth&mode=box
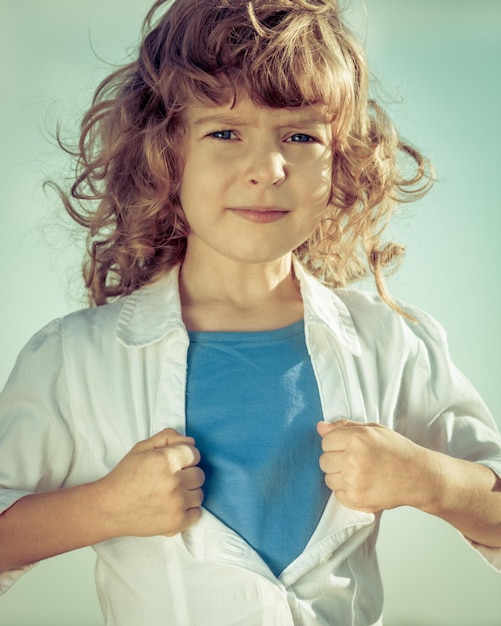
[228,206,290,224]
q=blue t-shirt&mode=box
[186,319,330,576]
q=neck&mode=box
[179,251,303,331]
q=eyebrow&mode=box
[191,114,249,127]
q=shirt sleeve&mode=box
[0,318,76,593]
[395,307,501,570]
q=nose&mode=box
[245,144,286,188]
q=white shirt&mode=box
[1,261,500,625]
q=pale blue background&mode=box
[0,1,500,624]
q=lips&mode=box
[228,206,290,224]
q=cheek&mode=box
[305,149,333,199]
[179,154,205,211]
[305,163,332,210]
[181,151,225,200]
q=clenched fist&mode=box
[317,420,439,514]
[96,428,205,538]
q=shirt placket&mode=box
[152,329,190,436]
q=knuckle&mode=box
[173,443,198,466]
[163,428,178,436]
[194,488,204,505]
[162,445,190,472]
[194,467,205,486]
[192,446,201,464]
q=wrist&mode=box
[57,479,121,545]
[408,445,447,514]
[89,476,127,541]
[414,449,473,518]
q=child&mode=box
[1,0,500,624]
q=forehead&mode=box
[183,95,334,127]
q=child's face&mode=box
[179,94,333,268]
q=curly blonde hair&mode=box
[56,0,433,307]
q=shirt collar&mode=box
[115,266,187,347]
[293,258,361,356]
[115,260,361,356]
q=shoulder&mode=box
[334,287,446,337]
[332,289,477,435]
[13,298,128,375]
[60,298,124,342]
[16,269,181,367]
[297,261,449,364]
[333,287,451,364]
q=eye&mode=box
[288,133,315,143]
[209,130,236,140]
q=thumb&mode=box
[316,419,353,437]
[138,428,195,451]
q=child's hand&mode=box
[317,420,438,514]
[96,428,205,538]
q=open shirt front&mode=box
[1,261,500,625]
